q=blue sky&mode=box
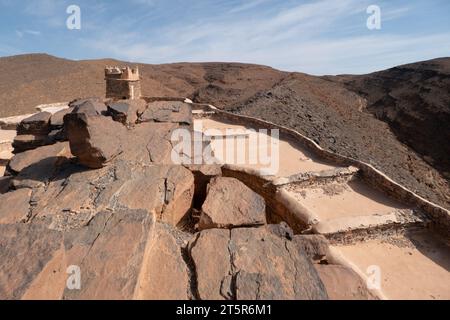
[0,0,449,75]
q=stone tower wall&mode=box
[105,66,141,100]
[105,79,141,100]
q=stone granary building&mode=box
[105,66,141,100]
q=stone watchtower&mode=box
[105,66,141,100]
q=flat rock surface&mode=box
[199,177,266,230]
[0,209,156,300]
[0,188,32,224]
[139,101,192,126]
[189,227,328,300]
[8,142,71,174]
[0,221,63,299]
[134,222,191,300]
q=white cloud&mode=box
[77,0,449,75]
[228,0,270,13]
[15,29,42,38]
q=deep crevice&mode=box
[180,234,201,300]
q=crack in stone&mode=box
[80,212,115,266]
[183,233,201,300]
[226,229,237,300]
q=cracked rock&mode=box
[199,177,266,230]
[107,99,147,125]
[0,188,32,224]
[64,112,126,168]
[134,222,192,299]
[188,226,328,300]
[139,101,192,126]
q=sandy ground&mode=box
[333,230,450,300]
[285,180,409,221]
[196,118,334,177]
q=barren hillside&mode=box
[326,58,450,175]
[0,54,285,117]
[229,72,450,209]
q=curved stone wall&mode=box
[189,102,450,237]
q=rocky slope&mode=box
[229,72,450,209]
[0,54,284,118]
[0,54,449,211]
[326,58,450,175]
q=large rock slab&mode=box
[199,177,266,230]
[64,113,126,168]
[189,229,231,300]
[17,112,52,136]
[124,122,179,165]
[22,160,193,228]
[189,226,328,300]
[0,221,63,299]
[107,99,147,125]
[114,164,194,226]
[0,188,32,224]
[0,209,159,300]
[8,142,71,174]
[63,210,154,300]
[8,142,72,190]
[134,222,191,299]
[139,101,192,126]
[30,164,116,223]
[69,98,107,116]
